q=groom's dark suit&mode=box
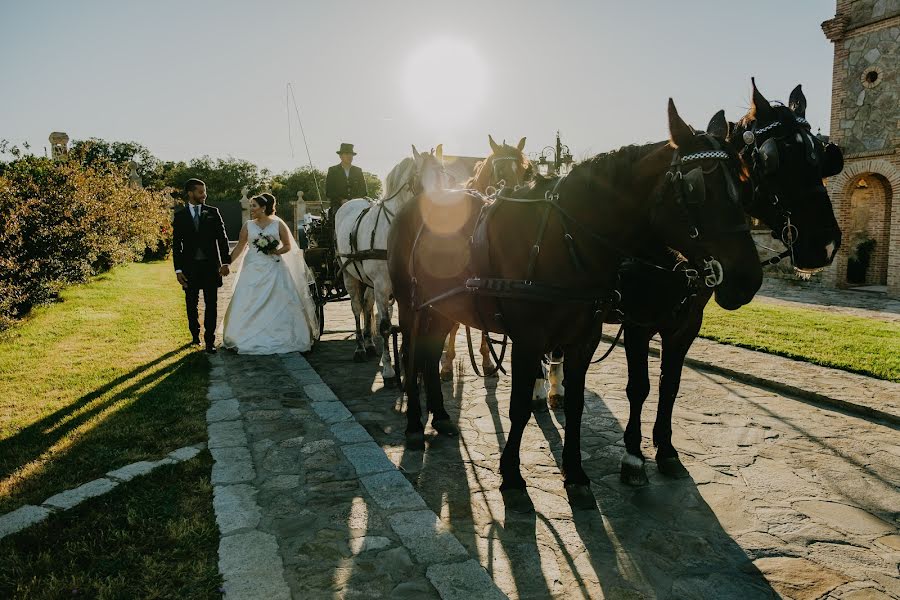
[172,203,230,347]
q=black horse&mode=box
[387,100,763,510]
[618,80,844,485]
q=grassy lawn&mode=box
[0,454,220,599]
[701,300,900,382]
[0,259,219,596]
[0,260,209,513]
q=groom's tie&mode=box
[193,206,200,231]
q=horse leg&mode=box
[479,331,496,377]
[620,324,652,486]
[344,273,368,363]
[439,322,459,381]
[422,316,458,436]
[401,310,425,449]
[375,284,395,385]
[499,342,542,512]
[654,316,702,478]
[363,287,377,357]
[547,348,565,410]
[559,344,594,509]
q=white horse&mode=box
[334,145,450,384]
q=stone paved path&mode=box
[304,301,900,600]
[756,279,900,324]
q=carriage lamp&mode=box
[531,131,573,177]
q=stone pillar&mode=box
[48,132,69,160]
[240,186,251,224]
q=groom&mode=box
[172,178,231,353]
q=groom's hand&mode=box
[220,265,230,277]
[176,272,188,286]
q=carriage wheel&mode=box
[310,278,326,334]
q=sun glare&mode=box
[403,38,487,127]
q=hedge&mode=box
[0,155,172,329]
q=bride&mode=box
[222,193,319,354]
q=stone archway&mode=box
[825,158,900,295]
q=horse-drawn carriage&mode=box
[300,209,345,333]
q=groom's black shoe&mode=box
[191,336,201,347]
[205,345,218,354]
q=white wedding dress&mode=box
[222,218,319,354]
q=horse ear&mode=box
[706,109,729,139]
[488,135,500,154]
[411,145,420,161]
[435,144,443,162]
[750,77,775,121]
[668,98,694,148]
[789,84,807,118]
[516,137,526,152]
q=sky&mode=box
[1,1,839,182]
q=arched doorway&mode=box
[826,158,900,296]
[846,174,892,286]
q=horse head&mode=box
[650,99,762,310]
[411,144,451,195]
[727,79,842,272]
[469,135,530,192]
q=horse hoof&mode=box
[565,483,596,510]
[620,455,649,487]
[548,394,565,410]
[501,488,534,513]
[406,431,425,450]
[365,346,378,358]
[657,454,690,479]
[432,419,459,437]
[439,369,453,382]
[353,349,367,363]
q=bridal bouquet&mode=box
[253,233,280,261]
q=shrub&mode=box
[0,155,173,328]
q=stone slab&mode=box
[211,446,256,485]
[106,458,174,482]
[168,445,204,462]
[330,420,373,444]
[213,484,262,535]
[218,530,290,600]
[340,442,396,476]
[304,383,339,403]
[207,398,241,422]
[349,535,393,554]
[42,478,119,511]
[388,510,469,565]
[426,560,507,600]
[207,381,235,401]
[360,470,428,511]
[310,401,352,424]
[208,421,248,449]
[793,500,895,536]
[0,505,52,539]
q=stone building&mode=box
[822,0,900,296]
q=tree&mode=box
[69,138,162,187]
[271,167,383,203]
[156,156,270,204]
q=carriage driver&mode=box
[325,142,369,214]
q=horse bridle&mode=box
[489,154,524,191]
[662,135,749,288]
[739,115,835,264]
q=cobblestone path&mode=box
[756,279,900,323]
[303,300,900,600]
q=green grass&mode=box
[0,259,209,512]
[701,300,900,382]
[0,453,221,599]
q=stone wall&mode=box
[822,0,900,296]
